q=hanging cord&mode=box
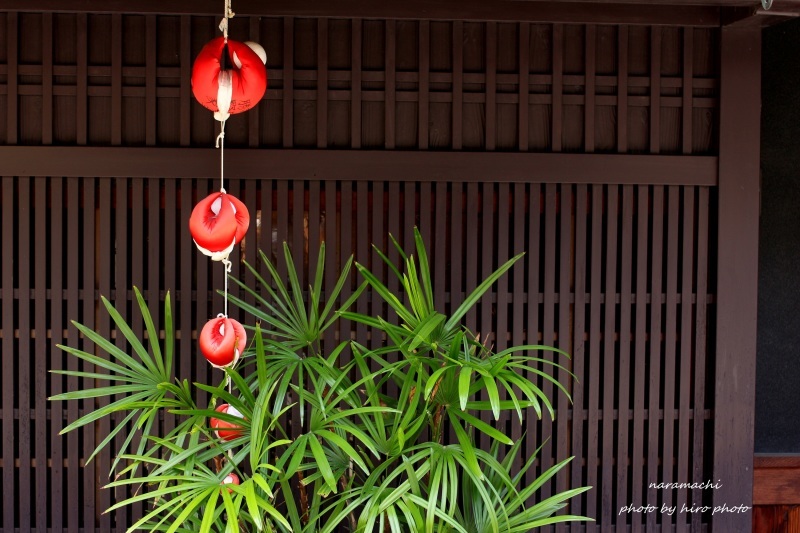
[219,0,235,42]
[217,119,234,394]
[216,120,227,193]
[221,258,232,317]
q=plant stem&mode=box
[297,470,310,525]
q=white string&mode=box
[219,0,234,42]
[216,120,227,193]
[222,258,232,317]
[217,0,234,398]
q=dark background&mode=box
[756,17,800,452]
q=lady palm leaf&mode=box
[50,288,187,477]
[228,242,364,351]
[449,439,593,533]
[53,231,592,532]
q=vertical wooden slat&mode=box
[323,180,336,353]
[18,178,31,533]
[388,178,403,394]
[42,13,53,144]
[292,180,306,290]
[662,186,680,531]
[585,25,596,152]
[249,17,261,147]
[478,182,494,453]
[525,183,541,484]
[618,26,629,153]
[692,187,709,532]
[433,182,446,316]
[130,167,144,378]
[285,179,304,441]
[283,17,294,148]
[646,186,664,533]
[317,19,328,149]
[6,13,18,144]
[419,21,430,150]
[419,181,432,247]
[370,180,385,353]
[403,181,416,252]
[112,14,123,146]
[114,177,129,533]
[556,183,573,528]
[714,27,761,532]
[631,186,649,533]
[495,182,512,463]
[355,181,369,349]
[34,184,49,529]
[66,177,80,533]
[510,182,525,463]
[480,183,495,347]
[450,181,464,322]
[385,20,396,149]
[465,183,479,333]
[146,15,157,146]
[179,178,193,387]
[50,178,64,533]
[351,20,362,149]
[276,180,289,279]
[163,180,177,434]
[616,185,634,530]
[676,187,695,533]
[649,27,661,154]
[77,14,88,145]
[149,179,162,365]
[682,29,694,155]
[452,21,463,150]
[260,178,274,270]
[96,179,112,532]
[339,180,353,354]
[495,182,509,354]
[238,173,255,309]
[444,180,461,448]
[195,178,210,411]
[570,184,588,531]
[0,192,14,531]
[585,184,603,533]
[485,22,497,150]
[82,177,97,530]
[552,24,563,152]
[179,16,191,146]
[308,180,321,287]
[601,185,619,528]
[541,183,558,502]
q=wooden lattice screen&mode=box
[0,10,728,532]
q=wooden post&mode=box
[713,26,761,531]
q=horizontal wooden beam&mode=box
[0,0,722,26]
[754,455,800,505]
[0,146,718,185]
[723,5,800,26]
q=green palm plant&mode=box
[52,228,592,532]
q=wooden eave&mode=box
[2,0,799,27]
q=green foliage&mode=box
[52,229,592,532]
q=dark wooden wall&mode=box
[0,12,718,153]
[0,7,762,532]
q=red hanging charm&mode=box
[221,473,240,493]
[191,36,268,122]
[210,403,245,441]
[199,316,247,368]
[189,191,250,261]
